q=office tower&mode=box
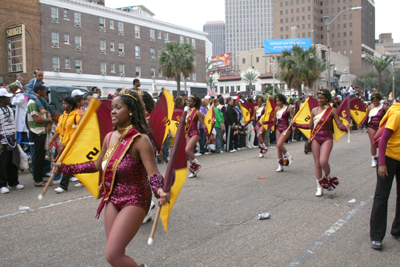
[375,33,400,68]
[203,21,226,56]
[225,0,274,70]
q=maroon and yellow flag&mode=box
[239,102,256,123]
[61,98,112,199]
[149,89,174,150]
[350,97,366,126]
[293,97,318,139]
[169,106,184,137]
[204,104,216,136]
[333,95,351,142]
[260,98,276,130]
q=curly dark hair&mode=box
[275,94,287,104]
[371,92,382,101]
[116,90,149,134]
[317,89,332,102]
[63,96,77,110]
[189,94,201,110]
[174,96,184,108]
[141,91,155,113]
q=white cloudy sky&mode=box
[106,0,399,42]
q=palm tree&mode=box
[241,70,259,92]
[358,77,377,91]
[366,55,394,93]
[159,41,195,96]
[278,45,323,96]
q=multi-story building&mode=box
[1,0,208,96]
[225,0,274,70]
[203,21,226,56]
[376,33,400,68]
[273,0,375,77]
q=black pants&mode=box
[0,148,19,187]
[370,156,400,241]
[225,123,234,152]
[30,132,46,183]
[59,174,73,191]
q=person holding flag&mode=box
[54,89,170,267]
[358,93,388,167]
[254,97,267,157]
[292,89,351,196]
[185,95,208,178]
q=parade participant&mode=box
[24,70,47,113]
[83,92,94,109]
[358,93,388,167]
[54,89,169,266]
[71,90,85,115]
[49,97,82,193]
[185,94,208,178]
[254,96,267,157]
[10,83,29,145]
[265,94,294,171]
[292,89,351,196]
[213,98,224,154]
[370,102,400,250]
[0,88,24,194]
[224,97,238,153]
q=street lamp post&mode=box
[324,6,362,90]
[270,62,275,95]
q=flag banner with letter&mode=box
[239,102,256,123]
[350,97,366,126]
[333,95,351,142]
[204,104,216,139]
[61,98,112,199]
[260,98,276,130]
[293,97,318,139]
[149,89,174,151]
[169,106,184,137]
[160,111,188,236]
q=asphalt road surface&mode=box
[1,131,399,267]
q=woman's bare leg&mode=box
[319,139,333,176]
[367,128,377,156]
[186,135,200,162]
[276,129,290,158]
[256,125,265,144]
[104,205,147,267]
[104,203,119,239]
[311,140,322,180]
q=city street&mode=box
[1,132,399,267]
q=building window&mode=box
[52,56,59,69]
[158,31,162,39]
[135,25,140,38]
[51,32,59,47]
[231,86,234,93]
[63,9,69,20]
[350,40,352,45]
[65,58,70,69]
[236,86,240,92]
[350,22,352,27]
[349,49,352,54]
[150,29,155,41]
[151,67,156,77]
[118,22,124,34]
[186,37,190,44]
[119,64,125,74]
[192,39,196,48]
[118,42,124,52]
[242,58,246,64]
[135,66,141,77]
[150,48,155,60]
[111,63,116,73]
[225,86,229,94]
[64,33,69,44]
[75,59,82,70]
[192,73,196,81]
[110,41,115,51]
[101,62,107,74]
[51,7,58,22]
[100,39,106,53]
[99,17,105,26]
[164,32,169,41]
[180,36,184,43]
[75,35,81,50]
[74,12,81,26]
[135,45,140,58]
[158,68,162,77]
[110,20,114,29]
[220,87,223,94]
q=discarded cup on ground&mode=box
[19,205,30,211]
[258,213,270,220]
[348,199,356,203]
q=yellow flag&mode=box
[204,104,216,134]
[61,98,102,198]
[293,97,318,139]
[350,97,366,126]
[260,98,276,131]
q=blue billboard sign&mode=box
[263,38,312,54]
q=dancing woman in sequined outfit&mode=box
[358,93,388,167]
[254,96,268,158]
[54,89,170,267]
[293,89,351,197]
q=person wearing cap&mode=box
[10,82,29,146]
[0,88,24,193]
[71,89,85,115]
[27,82,53,187]
[24,70,47,114]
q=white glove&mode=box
[184,106,190,112]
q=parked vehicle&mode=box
[48,86,88,113]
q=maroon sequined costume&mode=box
[276,107,289,132]
[187,115,200,137]
[368,107,385,130]
[312,114,333,145]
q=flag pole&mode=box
[348,128,351,143]
[148,109,187,245]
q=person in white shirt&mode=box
[10,83,29,145]
[348,85,355,99]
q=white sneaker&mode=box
[237,147,242,151]
[69,177,79,182]
[75,182,84,187]
[230,149,237,153]
[204,152,211,155]
[8,184,24,190]
[142,210,152,224]
[371,156,377,167]
[150,201,156,210]
[285,152,293,166]
[53,179,61,184]
[316,180,323,197]
[194,152,202,157]
[247,145,253,149]
[188,172,197,178]
[252,145,258,149]
[276,165,284,172]
[0,187,10,194]
[54,187,66,193]
[259,153,264,158]
[219,151,223,154]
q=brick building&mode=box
[0,0,42,85]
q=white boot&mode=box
[259,153,264,158]
[276,164,284,172]
[371,155,377,168]
[316,179,323,197]
[285,152,293,166]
